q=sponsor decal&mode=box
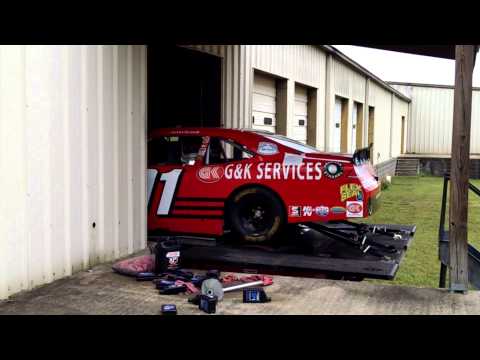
[302,206,313,217]
[315,206,329,217]
[323,162,344,179]
[223,162,322,181]
[340,183,362,202]
[197,166,224,183]
[346,201,363,218]
[166,251,180,266]
[331,206,346,214]
[289,206,301,217]
[283,153,304,166]
[258,142,279,155]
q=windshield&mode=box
[261,134,320,154]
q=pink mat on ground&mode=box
[112,254,155,276]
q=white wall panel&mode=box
[391,84,480,155]
[391,96,409,157]
[333,59,366,102]
[0,45,147,299]
[368,82,393,164]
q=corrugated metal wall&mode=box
[333,59,366,102]
[368,82,393,164]
[390,84,477,154]
[0,45,147,299]
[391,96,409,157]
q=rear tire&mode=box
[227,187,286,243]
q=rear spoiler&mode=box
[352,143,373,165]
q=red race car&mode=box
[147,128,380,243]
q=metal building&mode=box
[390,82,480,155]
[0,45,147,299]
[0,44,410,300]
[173,45,411,173]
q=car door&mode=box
[148,135,224,235]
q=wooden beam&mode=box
[449,45,477,293]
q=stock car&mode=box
[147,127,380,243]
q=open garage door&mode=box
[252,72,277,133]
[147,46,221,132]
[293,84,308,144]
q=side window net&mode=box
[206,138,253,165]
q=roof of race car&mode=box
[149,127,354,161]
[149,127,264,138]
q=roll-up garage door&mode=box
[293,84,308,144]
[252,72,276,133]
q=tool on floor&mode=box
[155,239,182,274]
[242,288,271,303]
[155,279,176,290]
[190,274,207,287]
[159,284,187,295]
[161,304,177,315]
[136,272,163,281]
[201,275,273,301]
[199,294,217,314]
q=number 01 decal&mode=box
[155,169,182,215]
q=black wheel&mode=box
[227,187,286,243]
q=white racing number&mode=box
[154,169,182,215]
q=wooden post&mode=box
[449,45,477,292]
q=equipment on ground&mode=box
[155,239,181,274]
[199,294,217,314]
[201,276,273,301]
[243,288,271,303]
[161,304,177,315]
[159,284,187,295]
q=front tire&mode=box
[227,187,286,243]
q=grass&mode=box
[364,176,480,288]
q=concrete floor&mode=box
[1,252,480,315]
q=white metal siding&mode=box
[391,96,409,157]
[368,82,393,164]
[390,84,480,155]
[251,45,326,89]
[333,59,366,103]
[0,45,147,300]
